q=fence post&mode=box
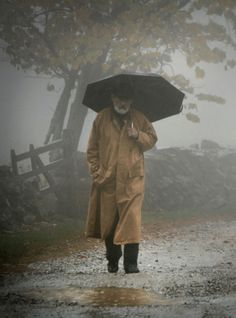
[29,144,37,172]
[29,144,61,200]
[10,149,18,175]
[10,136,80,218]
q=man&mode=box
[85,81,157,273]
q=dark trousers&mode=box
[105,213,139,267]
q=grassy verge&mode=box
[0,220,85,270]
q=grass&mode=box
[0,219,85,269]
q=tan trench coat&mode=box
[85,107,157,245]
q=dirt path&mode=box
[0,217,236,317]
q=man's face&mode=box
[111,94,133,115]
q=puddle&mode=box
[23,287,182,307]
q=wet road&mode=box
[1,218,236,317]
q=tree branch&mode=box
[5,0,70,76]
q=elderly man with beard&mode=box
[85,81,157,274]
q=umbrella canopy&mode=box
[82,73,185,122]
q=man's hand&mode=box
[127,126,139,139]
[91,165,100,180]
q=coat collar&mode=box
[110,106,134,131]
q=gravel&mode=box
[0,218,236,317]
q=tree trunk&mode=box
[44,74,76,144]
[66,65,102,150]
[66,78,88,150]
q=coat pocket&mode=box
[94,165,113,186]
[128,158,144,178]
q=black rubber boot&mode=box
[105,237,122,273]
[124,243,140,274]
[105,213,122,273]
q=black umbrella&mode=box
[82,73,185,122]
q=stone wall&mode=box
[1,143,235,231]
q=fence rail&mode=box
[10,129,78,204]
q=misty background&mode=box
[0,1,236,165]
[0,1,236,280]
[1,52,235,165]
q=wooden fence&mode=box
[10,129,79,215]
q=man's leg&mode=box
[124,243,140,274]
[105,212,122,273]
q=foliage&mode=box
[196,93,225,104]
[0,0,235,123]
[185,112,200,123]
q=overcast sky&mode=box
[0,52,236,166]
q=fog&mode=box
[1,51,235,165]
[0,5,236,310]
[0,4,236,165]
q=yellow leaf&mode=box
[196,94,225,104]
[186,112,200,123]
[195,66,205,79]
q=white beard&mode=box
[114,105,129,115]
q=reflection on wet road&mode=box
[23,286,182,307]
